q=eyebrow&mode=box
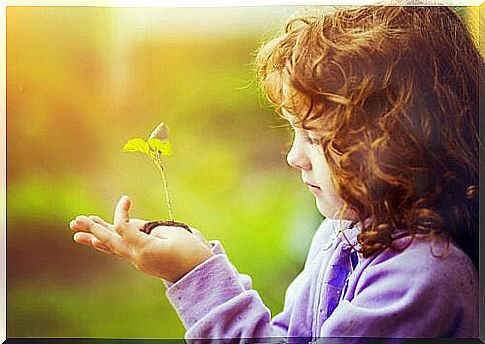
[281,108,295,119]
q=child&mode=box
[70,4,481,340]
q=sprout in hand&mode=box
[122,122,191,234]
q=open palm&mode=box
[70,196,214,282]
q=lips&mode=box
[304,181,322,193]
[304,180,320,189]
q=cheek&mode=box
[322,188,344,209]
[312,157,347,217]
[313,157,334,190]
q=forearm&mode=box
[162,240,252,290]
[165,253,288,340]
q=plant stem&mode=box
[153,153,174,222]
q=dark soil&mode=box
[140,220,192,235]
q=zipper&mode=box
[340,251,359,303]
[311,251,325,341]
[339,274,350,303]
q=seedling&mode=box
[122,122,191,234]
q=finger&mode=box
[75,216,113,241]
[73,232,95,246]
[92,242,112,254]
[75,216,132,259]
[70,219,92,233]
[114,222,147,247]
[89,215,114,230]
[74,232,112,253]
[114,195,131,225]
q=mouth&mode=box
[304,181,322,194]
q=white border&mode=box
[4,0,485,6]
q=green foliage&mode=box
[123,120,173,159]
[123,122,175,221]
[122,137,172,159]
[122,138,150,155]
[148,138,172,157]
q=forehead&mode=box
[281,108,302,130]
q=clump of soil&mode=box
[140,220,192,235]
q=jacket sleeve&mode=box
[165,252,290,340]
[164,218,341,340]
[162,240,252,291]
[319,238,479,340]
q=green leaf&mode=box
[148,138,172,156]
[122,138,150,155]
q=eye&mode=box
[304,136,321,145]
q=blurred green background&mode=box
[6,5,480,339]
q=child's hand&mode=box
[69,196,214,283]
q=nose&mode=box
[287,141,311,170]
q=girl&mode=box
[70,4,481,340]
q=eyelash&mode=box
[304,136,321,145]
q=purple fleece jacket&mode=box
[164,218,479,341]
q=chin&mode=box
[316,199,351,220]
[316,201,339,219]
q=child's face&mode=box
[286,118,345,219]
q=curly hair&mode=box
[256,5,482,267]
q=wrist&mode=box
[170,248,215,283]
[171,252,220,286]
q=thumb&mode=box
[114,195,131,224]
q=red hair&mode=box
[256,5,482,265]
